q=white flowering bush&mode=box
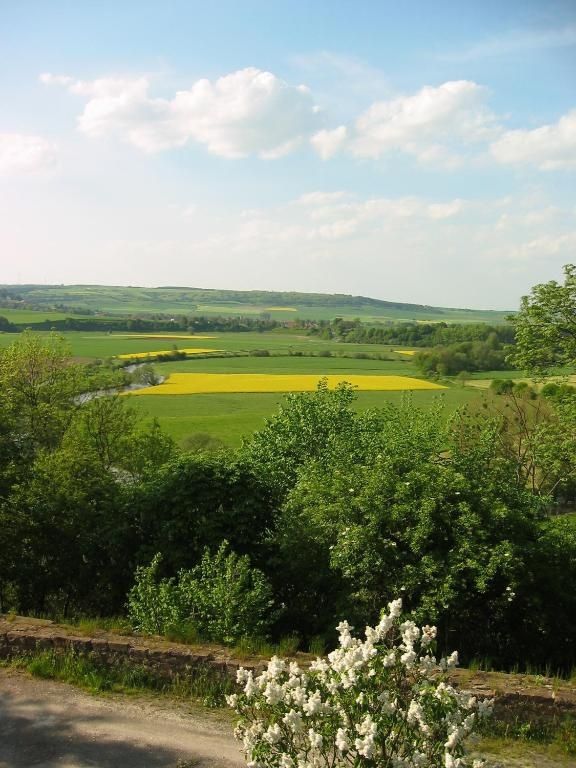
[227,599,492,768]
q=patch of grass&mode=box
[69,616,133,636]
[476,735,576,766]
[277,635,300,656]
[231,636,275,660]
[230,634,302,660]
[308,636,327,657]
[478,708,576,757]
[6,649,235,707]
[164,621,201,645]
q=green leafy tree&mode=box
[178,541,274,643]
[63,395,175,477]
[509,263,576,373]
[2,444,127,615]
[275,402,545,665]
[130,452,276,573]
[0,332,85,450]
[242,379,382,496]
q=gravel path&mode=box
[0,669,243,768]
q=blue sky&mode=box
[1,0,575,308]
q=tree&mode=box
[0,332,85,450]
[1,444,127,615]
[242,379,382,497]
[509,263,576,373]
[63,395,176,478]
[129,452,276,573]
[274,401,546,666]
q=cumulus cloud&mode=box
[351,80,499,163]
[491,110,576,170]
[0,133,57,175]
[40,68,323,158]
[40,68,576,173]
[310,125,347,159]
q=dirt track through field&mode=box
[0,669,243,768]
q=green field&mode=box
[0,284,512,324]
[0,330,420,362]
[154,355,419,375]
[130,388,481,446]
[0,308,82,323]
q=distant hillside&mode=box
[0,284,512,324]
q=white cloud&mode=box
[506,232,576,261]
[295,190,349,206]
[40,68,322,158]
[310,125,347,159]
[316,219,359,240]
[491,110,576,170]
[39,72,75,87]
[39,68,576,174]
[0,133,57,175]
[351,80,499,163]
[427,200,465,219]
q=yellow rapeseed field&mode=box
[117,348,222,360]
[394,350,416,356]
[263,307,298,311]
[128,373,446,395]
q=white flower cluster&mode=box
[228,598,493,768]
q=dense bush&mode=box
[128,543,274,643]
[129,451,277,573]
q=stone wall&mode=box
[1,615,575,717]
[0,616,264,682]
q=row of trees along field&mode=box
[0,266,575,673]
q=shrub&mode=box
[180,432,227,453]
[127,554,183,635]
[178,542,274,644]
[127,543,274,644]
[228,598,492,768]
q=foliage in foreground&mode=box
[509,263,576,374]
[228,598,492,768]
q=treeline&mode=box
[1,315,287,333]
[415,336,511,376]
[310,318,515,346]
[1,333,575,672]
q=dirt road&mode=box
[1,669,571,768]
[0,669,244,768]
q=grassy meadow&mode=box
[130,388,480,446]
